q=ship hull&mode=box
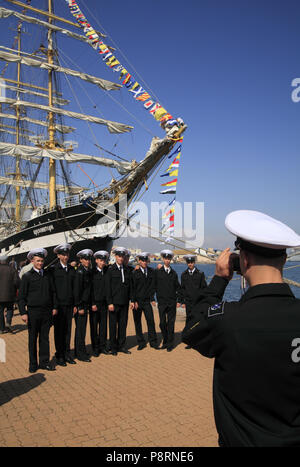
[0,199,122,265]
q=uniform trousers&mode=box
[74,308,89,359]
[108,304,128,352]
[0,301,14,330]
[133,302,157,346]
[53,305,73,360]
[185,302,193,327]
[27,307,52,369]
[89,301,108,352]
[158,303,176,347]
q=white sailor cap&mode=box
[225,210,300,257]
[76,249,93,259]
[27,248,48,261]
[183,254,197,262]
[94,250,109,260]
[113,247,127,256]
[137,252,150,260]
[0,255,8,262]
[53,243,71,255]
[160,249,174,258]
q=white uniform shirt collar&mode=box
[33,267,43,275]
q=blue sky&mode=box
[1,0,300,250]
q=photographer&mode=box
[182,210,300,447]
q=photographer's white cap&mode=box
[225,210,300,255]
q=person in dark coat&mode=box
[51,243,76,366]
[0,255,20,334]
[91,250,109,356]
[179,254,207,349]
[182,210,300,447]
[18,248,56,373]
[154,250,181,352]
[131,252,159,350]
[105,247,133,355]
[73,249,93,362]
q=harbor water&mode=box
[170,261,300,301]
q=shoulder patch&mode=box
[208,302,225,318]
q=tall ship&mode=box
[0,0,186,263]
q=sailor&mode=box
[0,255,20,334]
[179,254,207,348]
[154,250,181,352]
[131,252,159,350]
[74,249,93,362]
[91,250,110,356]
[105,247,132,355]
[123,249,134,271]
[18,248,56,373]
[182,210,300,447]
[51,243,76,366]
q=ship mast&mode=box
[47,0,56,209]
[15,21,22,227]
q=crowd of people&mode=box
[0,245,207,373]
[2,209,300,446]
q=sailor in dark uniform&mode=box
[154,250,181,352]
[182,210,300,447]
[179,254,207,349]
[19,248,56,373]
[105,247,132,355]
[51,243,76,366]
[131,252,159,350]
[91,250,109,356]
[124,249,134,272]
[74,249,93,362]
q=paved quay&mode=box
[0,307,218,447]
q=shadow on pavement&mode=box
[0,373,46,407]
[10,324,27,334]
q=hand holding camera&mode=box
[215,248,241,281]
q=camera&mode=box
[231,254,241,274]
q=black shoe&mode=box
[185,345,192,349]
[5,325,15,334]
[167,346,174,352]
[119,348,131,354]
[150,344,160,349]
[99,349,110,355]
[78,357,91,362]
[137,343,147,351]
[65,357,76,364]
[29,366,38,373]
[39,364,55,371]
[92,351,100,357]
[56,358,67,367]
[159,344,168,349]
[111,351,118,356]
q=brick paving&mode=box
[0,307,218,447]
